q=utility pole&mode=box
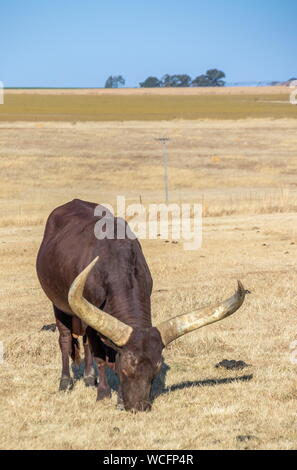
[156,137,170,204]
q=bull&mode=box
[36,199,247,412]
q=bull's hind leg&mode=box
[54,306,74,391]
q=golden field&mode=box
[0,107,297,449]
[1,86,296,121]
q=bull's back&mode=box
[36,199,152,315]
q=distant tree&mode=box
[105,76,113,88]
[192,74,212,87]
[161,74,192,87]
[206,69,225,86]
[161,74,172,87]
[139,76,162,87]
[192,69,225,87]
[105,75,125,88]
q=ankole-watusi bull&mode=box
[36,199,248,412]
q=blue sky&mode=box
[1,0,296,87]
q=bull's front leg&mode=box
[114,354,124,410]
[83,334,97,387]
[86,327,113,400]
[96,352,117,400]
[117,384,124,410]
[96,360,112,400]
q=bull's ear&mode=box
[99,334,123,352]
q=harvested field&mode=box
[0,89,296,121]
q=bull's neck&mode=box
[105,287,152,329]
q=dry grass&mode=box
[0,117,297,450]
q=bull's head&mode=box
[68,257,248,412]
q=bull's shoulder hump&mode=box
[52,199,98,215]
[43,199,100,233]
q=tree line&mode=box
[105,69,226,88]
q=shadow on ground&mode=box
[160,374,253,395]
[71,361,253,400]
[150,363,253,399]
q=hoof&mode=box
[84,375,97,387]
[117,392,124,410]
[97,388,111,401]
[59,376,74,391]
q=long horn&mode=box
[68,257,133,347]
[157,281,248,346]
